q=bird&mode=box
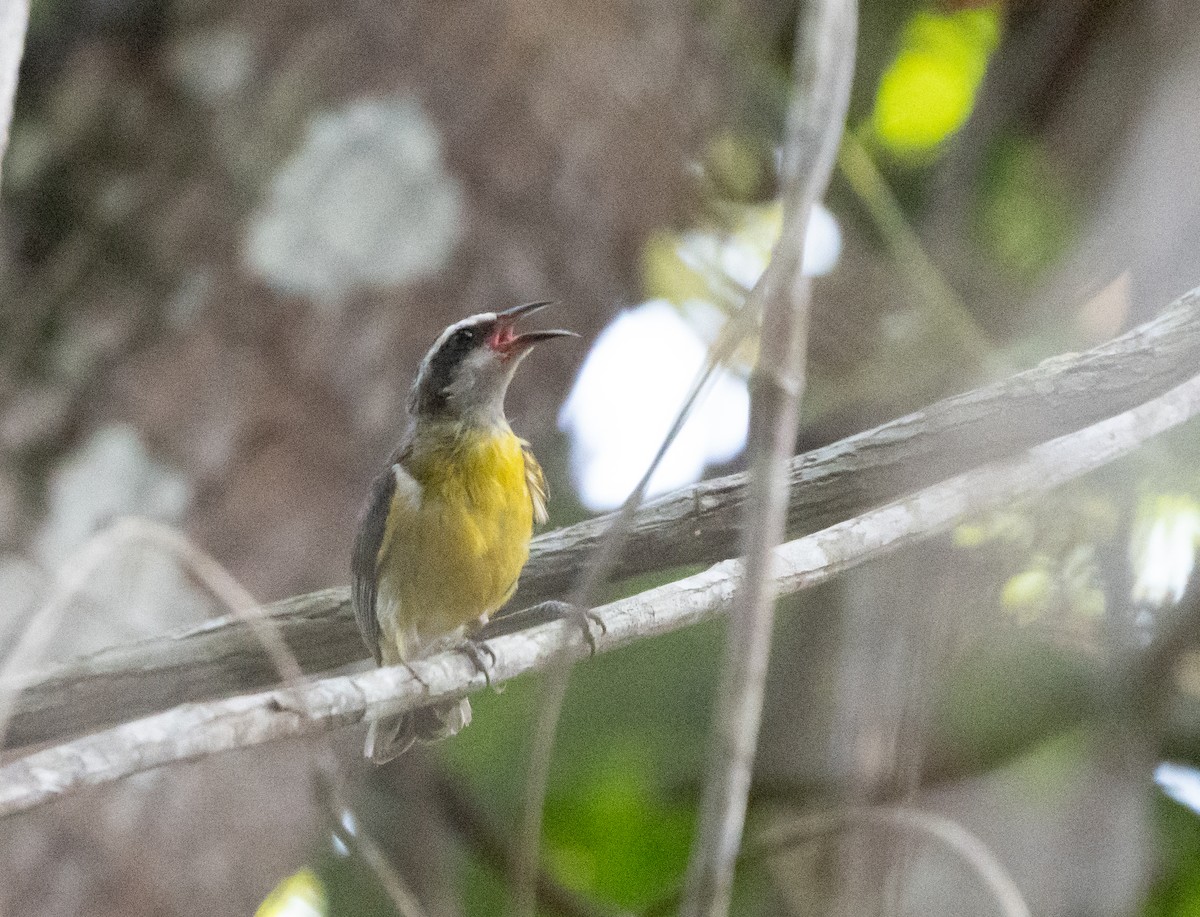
[352,301,576,762]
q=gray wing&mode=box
[520,439,549,525]
[352,465,396,666]
[352,426,425,665]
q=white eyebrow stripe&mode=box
[409,312,500,413]
[419,312,498,371]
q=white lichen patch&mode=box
[245,97,464,307]
[37,425,191,565]
[33,425,213,659]
[168,29,256,105]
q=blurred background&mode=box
[3,0,1200,914]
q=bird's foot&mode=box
[575,605,608,657]
[455,637,498,689]
[511,600,607,656]
[478,600,607,656]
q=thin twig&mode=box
[318,773,432,917]
[516,301,764,917]
[122,520,306,684]
[681,2,856,914]
[647,807,1031,917]
[431,772,618,917]
[837,132,999,370]
[514,58,784,914]
[6,363,1199,819]
[0,518,304,750]
[752,808,1032,917]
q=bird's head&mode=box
[409,301,576,424]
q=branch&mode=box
[681,0,856,913]
[4,365,1200,819]
[0,0,28,187]
[512,231,772,917]
[0,518,307,751]
[7,287,1200,751]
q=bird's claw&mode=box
[525,600,606,656]
[476,600,607,656]
[580,608,607,657]
[456,637,498,688]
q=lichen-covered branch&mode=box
[6,286,1200,752]
[4,366,1200,819]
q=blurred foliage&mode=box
[954,487,1118,629]
[542,750,693,908]
[255,868,327,917]
[636,1,1037,439]
[641,199,778,312]
[640,186,779,377]
[929,636,1100,779]
[701,130,776,205]
[869,5,1002,161]
[847,0,931,118]
[1145,792,1200,917]
[442,608,723,824]
[429,567,822,912]
[314,846,397,917]
[834,128,996,368]
[257,822,416,917]
[952,447,1200,639]
[974,136,1078,281]
[1132,494,1200,607]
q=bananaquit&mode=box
[352,301,576,762]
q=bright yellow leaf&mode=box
[871,5,1003,159]
[254,869,327,917]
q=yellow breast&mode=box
[376,425,534,658]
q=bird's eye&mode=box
[452,328,476,346]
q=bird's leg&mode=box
[574,604,608,657]
[482,601,607,656]
[455,616,498,688]
[394,627,431,691]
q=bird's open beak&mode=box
[491,301,578,356]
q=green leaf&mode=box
[869,5,1003,160]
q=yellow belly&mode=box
[376,427,533,659]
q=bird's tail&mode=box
[364,698,472,764]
